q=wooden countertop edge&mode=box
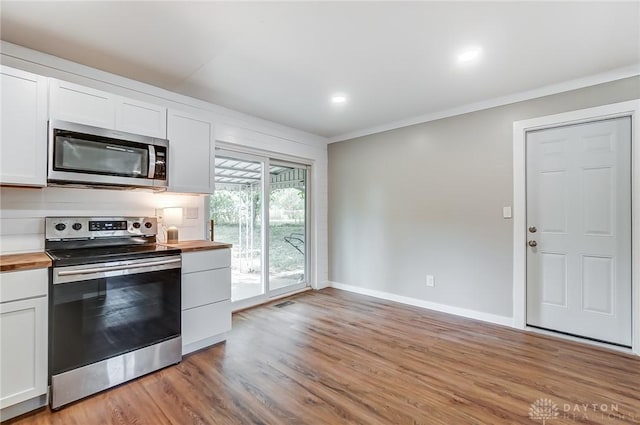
[0,253,52,272]
[157,240,233,252]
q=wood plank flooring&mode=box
[8,288,640,424]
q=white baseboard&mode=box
[327,281,514,328]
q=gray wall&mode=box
[328,76,640,318]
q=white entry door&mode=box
[526,117,632,346]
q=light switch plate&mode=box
[426,275,435,287]
[503,206,512,219]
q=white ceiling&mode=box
[1,1,639,139]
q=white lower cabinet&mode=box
[182,301,231,350]
[181,249,232,355]
[0,269,48,421]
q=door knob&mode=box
[528,226,537,233]
[528,240,537,247]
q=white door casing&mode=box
[513,100,640,355]
[526,118,632,346]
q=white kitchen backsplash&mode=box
[0,186,206,254]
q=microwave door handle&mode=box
[148,145,156,178]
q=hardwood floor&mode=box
[8,288,640,424]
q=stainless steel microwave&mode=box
[48,120,168,190]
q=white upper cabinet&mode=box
[116,97,167,138]
[0,66,47,187]
[49,79,117,129]
[167,109,215,194]
[49,79,167,138]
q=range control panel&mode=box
[89,220,128,231]
[45,217,157,240]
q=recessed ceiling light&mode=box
[331,95,347,104]
[458,48,481,63]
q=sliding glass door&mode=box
[211,152,265,301]
[268,161,307,296]
[211,149,309,306]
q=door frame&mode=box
[512,99,640,355]
[212,145,313,311]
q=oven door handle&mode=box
[57,258,181,277]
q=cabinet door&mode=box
[182,300,231,348]
[50,79,117,128]
[0,66,47,186]
[0,297,47,409]
[116,97,167,138]
[167,109,214,194]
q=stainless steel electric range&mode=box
[45,216,182,409]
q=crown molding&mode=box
[328,64,640,143]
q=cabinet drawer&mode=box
[0,269,48,303]
[182,300,231,347]
[182,268,231,310]
[182,249,230,273]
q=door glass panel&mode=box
[211,156,264,302]
[269,164,306,290]
[54,135,149,177]
[50,268,181,375]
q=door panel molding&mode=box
[513,99,640,355]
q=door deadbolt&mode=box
[528,226,537,233]
[528,240,537,247]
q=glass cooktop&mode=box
[46,244,181,267]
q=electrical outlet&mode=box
[426,275,435,287]
[185,207,199,219]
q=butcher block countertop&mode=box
[157,240,232,252]
[0,252,52,272]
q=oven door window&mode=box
[53,134,149,178]
[50,268,180,375]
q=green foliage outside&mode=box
[210,187,304,225]
[210,189,261,225]
[211,186,305,273]
[214,223,304,272]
